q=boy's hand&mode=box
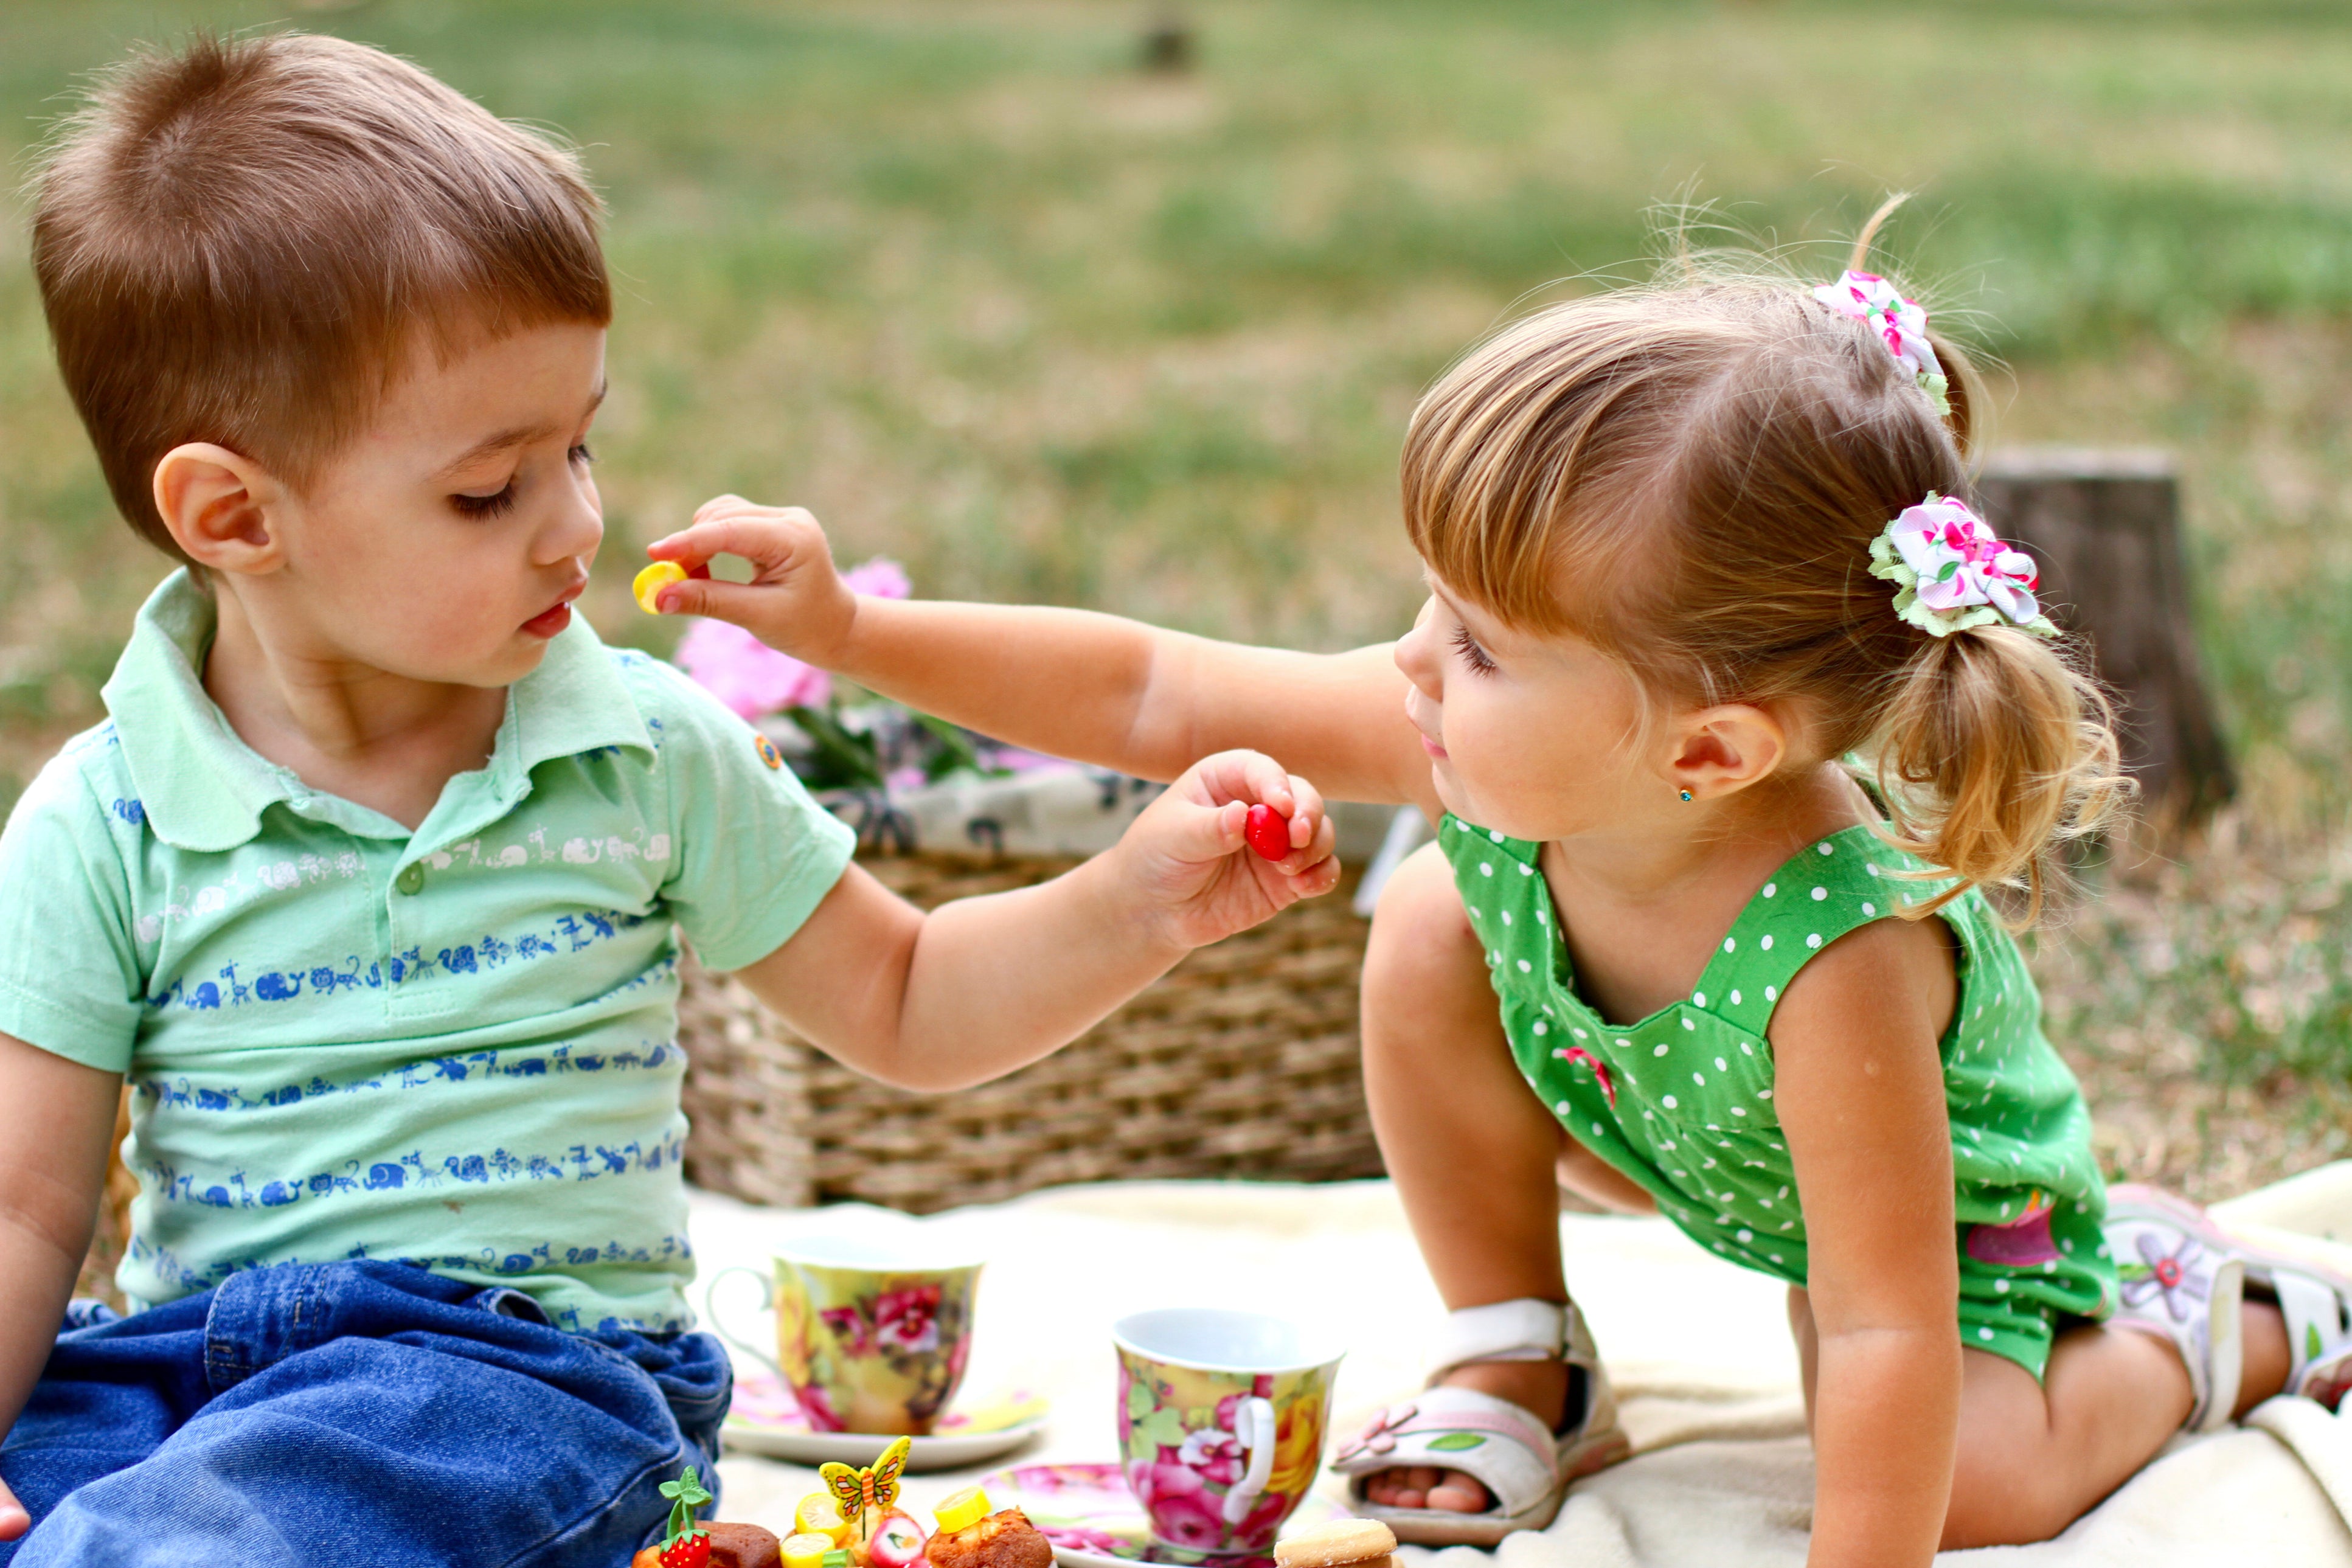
[643,496,857,665]
[1109,750,1342,952]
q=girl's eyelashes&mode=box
[451,482,518,519]
[569,442,595,467]
[1451,623,1497,675]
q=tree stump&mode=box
[1974,448,2234,827]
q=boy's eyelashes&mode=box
[1450,623,1497,675]
[447,444,595,519]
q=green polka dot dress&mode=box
[1439,816,2117,1379]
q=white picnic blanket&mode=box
[691,1165,2352,1565]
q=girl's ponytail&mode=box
[1870,625,2132,923]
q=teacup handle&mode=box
[706,1263,784,1381]
[1221,1396,1278,1525]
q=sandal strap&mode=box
[1330,1386,1564,1518]
[1434,1299,1566,1375]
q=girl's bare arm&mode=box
[1772,917,1965,1568]
[645,499,1437,810]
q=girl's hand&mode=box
[1110,751,1341,952]
[642,496,858,666]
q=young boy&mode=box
[0,34,1337,1564]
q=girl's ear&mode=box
[1663,703,1788,802]
[153,442,286,575]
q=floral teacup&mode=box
[1113,1308,1343,1555]
[710,1230,982,1435]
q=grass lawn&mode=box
[6,0,2352,1196]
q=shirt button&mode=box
[395,864,425,896]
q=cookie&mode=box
[1273,1519,1398,1568]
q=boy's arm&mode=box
[730,749,1340,1091]
[0,1031,122,1540]
[646,499,1438,811]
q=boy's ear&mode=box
[1662,703,1788,802]
[152,443,285,574]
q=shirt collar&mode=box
[103,570,655,853]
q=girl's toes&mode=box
[1426,1471,1494,1513]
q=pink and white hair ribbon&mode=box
[1867,493,2057,639]
[1814,269,1952,417]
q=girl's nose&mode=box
[1393,598,1444,698]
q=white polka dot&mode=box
[1536,908,1547,924]
[1555,1101,1570,1114]
[1805,934,1822,948]
[1729,989,1743,1005]
[1866,863,1881,877]
[1730,1106,1748,1117]
[1516,959,1532,973]
[1592,1122,1604,1137]
[1714,1056,1728,1070]
[1490,829,1505,842]
[1480,862,1493,877]
[1552,1047,1568,1060]
[1777,1185,1789,1198]
[1770,1254,1783,1264]
[1469,907,1482,919]
[1760,934,1775,951]
[1763,882,1777,898]
[1765,985,1778,1001]
[1501,911,1513,924]
[1818,842,1834,856]
[1572,1027,1587,1038]
[1488,951,1499,965]
[1757,1088,1772,1100]
[1692,1072,1706,1085]
[1533,1021,1549,1035]
[1740,1040,1754,1055]
[1810,887,1827,901]
[1979,1327,1995,1342]
[1519,863,1534,877]
[1994,1278,2010,1293]
[1862,902,1875,915]
[1653,1043,1669,1057]
[1723,938,1736,954]
[1737,1228,1754,1241]
[1681,1016,1696,1032]
[1694,991,1708,1007]
[1662,1095,1679,1109]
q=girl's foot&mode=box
[1356,1359,1570,1511]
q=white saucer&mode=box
[721,1415,1047,1471]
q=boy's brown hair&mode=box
[30,32,611,562]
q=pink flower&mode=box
[1140,1488,1227,1552]
[1230,1491,1292,1552]
[1126,1460,1206,1507]
[1176,1427,1244,1486]
[1813,269,1943,384]
[1884,496,2044,627]
[873,1284,943,1354]
[794,1380,847,1433]
[842,557,912,600]
[674,617,830,720]
[819,1304,873,1356]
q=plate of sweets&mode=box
[970,1465,1353,1568]
[723,1367,1049,1471]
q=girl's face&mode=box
[1393,578,1671,844]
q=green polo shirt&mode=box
[0,572,853,1333]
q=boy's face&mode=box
[251,321,608,689]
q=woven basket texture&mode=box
[679,853,1382,1213]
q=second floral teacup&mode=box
[1114,1307,1344,1555]
[712,1229,983,1435]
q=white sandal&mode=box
[1330,1300,1630,1546]
[2104,1185,2246,1432]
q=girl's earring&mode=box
[1678,789,1694,802]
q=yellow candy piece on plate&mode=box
[783,1533,838,1568]
[796,1491,850,1544]
[933,1485,992,1534]
[633,560,687,613]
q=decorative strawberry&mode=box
[1244,803,1291,861]
[658,1466,714,1568]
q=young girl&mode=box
[640,217,2352,1563]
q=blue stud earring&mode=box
[1678,789,1694,802]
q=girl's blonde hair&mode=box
[1402,204,2128,921]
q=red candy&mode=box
[1244,803,1291,861]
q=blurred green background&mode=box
[5,0,2352,1183]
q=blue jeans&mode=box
[1,1260,730,1566]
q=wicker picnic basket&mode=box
[678,853,1383,1212]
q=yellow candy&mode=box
[783,1533,839,1568]
[933,1486,992,1535]
[633,560,687,614]
[796,1492,850,1545]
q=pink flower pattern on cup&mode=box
[874,1283,945,1355]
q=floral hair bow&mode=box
[1868,494,2056,638]
[1814,270,1951,418]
